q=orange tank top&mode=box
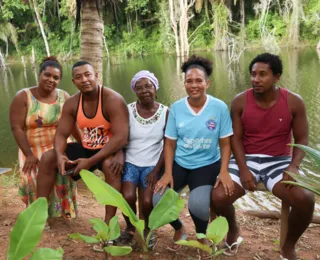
[76,86,112,150]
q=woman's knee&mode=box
[40,150,56,169]
[188,186,211,221]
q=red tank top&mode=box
[76,86,112,150]
[241,88,292,156]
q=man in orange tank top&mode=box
[211,53,314,260]
[37,61,129,224]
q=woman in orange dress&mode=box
[9,57,79,218]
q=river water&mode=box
[1,48,319,169]
[1,48,320,213]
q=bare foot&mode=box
[167,226,187,251]
[197,238,212,258]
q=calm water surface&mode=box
[1,48,320,173]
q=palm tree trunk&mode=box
[81,0,104,84]
[32,0,50,56]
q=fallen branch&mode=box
[244,210,320,224]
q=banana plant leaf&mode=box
[80,170,144,239]
[104,245,132,256]
[8,198,48,260]
[108,216,121,241]
[206,217,229,244]
[175,240,212,254]
[30,248,64,260]
[89,218,110,241]
[68,233,101,244]
[148,188,184,230]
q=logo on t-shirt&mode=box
[206,118,216,130]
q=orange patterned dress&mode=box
[18,88,77,218]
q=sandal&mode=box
[223,236,243,256]
[280,255,288,260]
[166,233,188,252]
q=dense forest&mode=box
[0,0,319,63]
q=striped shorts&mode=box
[228,154,304,192]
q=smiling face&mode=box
[184,68,210,100]
[72,64,98,94]
[250,62,280,94]
[134,78,156,104]
[38,66,61,93]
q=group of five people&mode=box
[9,53,314,260]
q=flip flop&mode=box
[280,255,288,260]
[223,236,243,256]
[166,233,188,252]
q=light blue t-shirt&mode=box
[165,95,233,169]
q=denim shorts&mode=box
[122,162,155,189]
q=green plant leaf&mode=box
[30,247,64,260]
[108,215,121,241]
[285,171,320,187]
[206,216,228,244]
[196,233,207,239]
[89,218,110,240]
[104,245,132,256]
[289,144,320,167]
[282,180,320,196]
[8,198,48,260]
[175,240,212,254]
[80,170,144,239]
[213,248,225,256]
[68,233,100,244]
[148,188,184,230]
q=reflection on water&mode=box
[0,48,319,173]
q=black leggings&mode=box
[153,160,220,234]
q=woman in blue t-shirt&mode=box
[153,55,235,253]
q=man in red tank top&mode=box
[211,53,314,260]
[37,61,129,224]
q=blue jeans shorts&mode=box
[122,162,155,189]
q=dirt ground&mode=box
[1,184,320,260]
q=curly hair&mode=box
[249,53,283,76]
[39,56,63,78]
[181,55,213,78]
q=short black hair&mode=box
[72,60,92,70]
[39,56,63,78]
[181,55,213,78]
[249,53,283,76]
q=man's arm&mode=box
[87,89,129,166]
[54,95,78,174]
[288,92,309,169]
[230,93,256,191]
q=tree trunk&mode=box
[240,0,245,47]
[169,0,180,57]
[290,0,299,47]
[32,0,50,56]
[80,0,104,84]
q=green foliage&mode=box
[29,248,64,260]
[7,198,63,260]
[126,0,150,15]
[176,216,229,258]
[246,13,287,41]
[79,170,184,252]
[282,144,320,196]
[69,216,132,257]
[0,0,28,21]
[301,0,320,42]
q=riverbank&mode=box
[1,184,319,260]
